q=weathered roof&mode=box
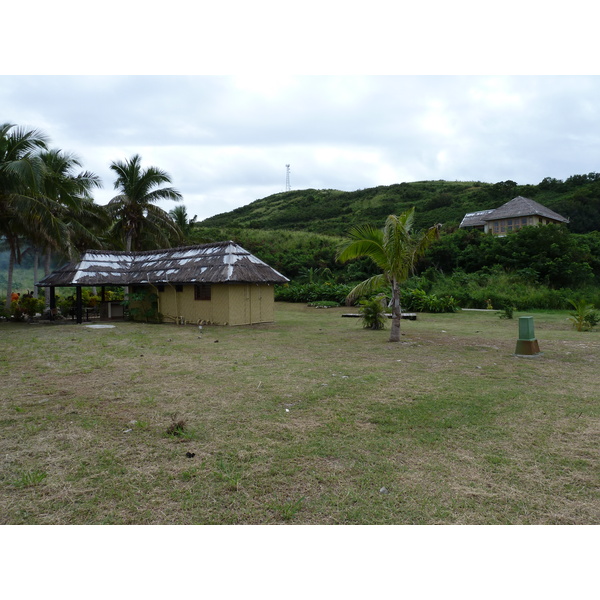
[37,241,289,287]
[459,196,569,229]
[459,209,495,228]
[481,196,569,223]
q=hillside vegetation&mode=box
[199,175,600,235]
[6,174,600,312]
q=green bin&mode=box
[515,316,541,356]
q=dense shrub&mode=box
[275,282,353,304]
[417,269,582,310]
[399,288,460,313]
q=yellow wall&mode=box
[485,216,562,236]
[154,283,275,325]
[227,284,274,325]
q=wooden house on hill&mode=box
[37,241,289,325]
[460,196,569,236]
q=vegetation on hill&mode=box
[192,175,600,311]
[198,174,600,235]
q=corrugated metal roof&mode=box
[37,241,289,287]
[459,209,495,228]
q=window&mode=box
[195,284,211,300]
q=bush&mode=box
[420,269,579,310]
[18,296,45,318]
[399,288,460,313]
[125,290,162,323]
[358,296,387,330]
[275,282,353,304]
[567,298,599,331]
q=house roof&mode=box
[481,196,569,223]
[37,241,289,287]
[459,209,495,228]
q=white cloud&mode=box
[3,75,600,221]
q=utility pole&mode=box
[285,164,291,192]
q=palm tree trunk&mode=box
[44,247,52,308]
[33,249,39,298]
[389,279,402,342]
[5,248,15,311]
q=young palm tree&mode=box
[107,154,183,251]
[337,208,440,342]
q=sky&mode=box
[3,74,600,223]
[3,1,600,225]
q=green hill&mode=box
[199,175,600,235]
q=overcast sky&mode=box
[3,3,599,223]
[4,75,600,222]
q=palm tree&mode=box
[0,123,49,309]
[169,205,197,240]
[37,148,106,254]
[35,149,107,304]
[337,208,440,342]
[107,154,183,251]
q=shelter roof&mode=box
[37,241,289,287]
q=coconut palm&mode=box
[37,148,106,255]
[35,149,107,305]
[0,123,49,309]
[107,154,183,251]
[169,205,197,240]
[337,208,440,342]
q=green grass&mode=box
[0,304,599,524]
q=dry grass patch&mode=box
[1,304,599,524]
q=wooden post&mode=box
[75,287,83,324]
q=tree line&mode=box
[1,122,191,310]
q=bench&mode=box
[342,313,417,320]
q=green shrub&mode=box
[399,288,460,313]
[275,282,353,304]
[126,290,162,323]
[18,296,45,317]
[497,305,516,319]
[567,298,598,331]
[358,296,387,330]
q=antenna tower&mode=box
[285,164,291,192]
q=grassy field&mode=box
[1,303,598,524]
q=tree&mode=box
[107,154,183,251]
[0,123,49,309]
[169,205,197,240]
[35,149,106,304]
[337,208,440,342]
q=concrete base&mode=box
[515,339,541,356]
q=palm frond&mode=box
[346,273,388,303]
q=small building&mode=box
[36,241,289,325]
[460,196,569,236]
